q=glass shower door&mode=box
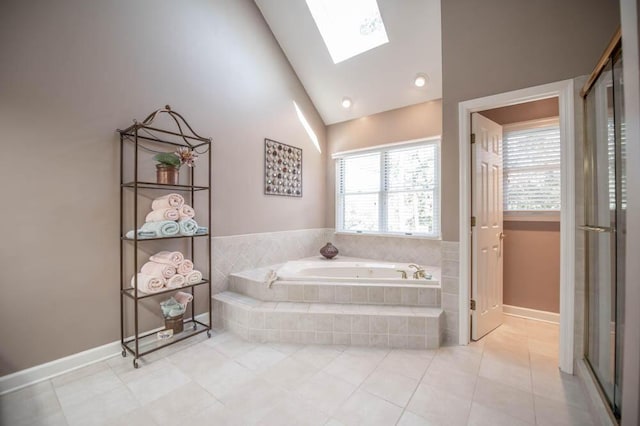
[583,51,625,417]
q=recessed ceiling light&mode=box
[341,97,352,109]
[306,0,389,64]
[414,73,429,88]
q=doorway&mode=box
[457,80,576,374]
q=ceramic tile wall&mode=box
[330,234,441,266]
[440,241,460,344]
[212,228,332,294]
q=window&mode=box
[335,140,440,237]
[305,0,389,64]
[503,119,561,211]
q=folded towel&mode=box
[167,274,186,289]
[178,218,198,236]
[174,291,193,305]
[184,270,202,285]
[160,297,186,318]
[152,193,184,210]
[139,221,180,238]
[177,259,194,275]
[145,208,180,222]
[150,251,184,267]
[141,262,176,279]
[179,205,195,220]
[195,226,208,236]
[125,229,156,239]
[131,273,165,294]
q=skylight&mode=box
[305,0,389,64]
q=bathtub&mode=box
[276,257,440,286]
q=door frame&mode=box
[458,79,576,374]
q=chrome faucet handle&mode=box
[396,270,408,279]
[408,264,421,270]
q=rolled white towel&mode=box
[152,193,184,210]
[145,208,180,222]
[140,261,176,279]
[174,291,193,305]
[184,270,203,285]
[131,273,165,294]
[179,205,195,220]
[167,274,186,289]
[150,251,184,267]
[177,259,194,275]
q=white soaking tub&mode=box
[276,257,440,286]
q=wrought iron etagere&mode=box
[117,106,212,368]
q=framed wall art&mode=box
[264,138,302,197]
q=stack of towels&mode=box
[131,251,204,294]
[126,193,208,239]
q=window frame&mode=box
[333,137,441,239]
[502,117,561,220]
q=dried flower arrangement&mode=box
[153,147,199,168]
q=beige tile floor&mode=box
[0,316,597,426]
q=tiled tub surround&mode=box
[213,257,444,349]
[212,228,459,347]
[213,292,443,349]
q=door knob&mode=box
[499,232,506,240]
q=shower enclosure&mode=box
[582,30,625,418]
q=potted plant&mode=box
[154,147,198,185]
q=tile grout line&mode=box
[322,346,393,425]
[468,341,487,424]
[393,349,437,425]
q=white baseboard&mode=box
[503,304,560,324]
[0,313,209,395]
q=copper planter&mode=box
[156,164,179,185]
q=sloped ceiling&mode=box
[255,0,442,125]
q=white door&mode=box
[471,113,504,340]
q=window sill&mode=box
[334,231,442,241]
[504,212,560,222]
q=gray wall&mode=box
[325,100,442,228]
[0,0,326,375]
[441,0,620,240]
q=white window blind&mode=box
[503,121,561,211]
[336,140,440,237]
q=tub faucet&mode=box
[396,270,408,279]
[408,264,426,279]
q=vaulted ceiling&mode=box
[255,0,442,125]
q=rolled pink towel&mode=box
[145,208,180,222]
[152,193,184,210]
[167,274,186,289]
[150,251,184,267]
[177,259,194,275]
[131,273,165,293]
[179,205,195,220]
[174,291,193,305]
[184,270,203,285]
[140,261,176,279]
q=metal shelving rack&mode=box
[117,105,212,368]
